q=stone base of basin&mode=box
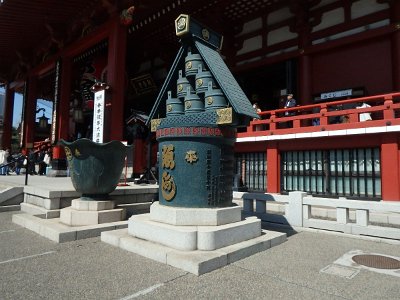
[60,199,125,226]
[12,213,127,243]
[20,184,157,219]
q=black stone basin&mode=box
[59,139,128,200]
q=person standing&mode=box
[38,150,46,175]
[284,94,297,128]
[0,149,10,175]
[14,152,24,175]
[284,94,296,115]
[5,149,11,175]
[28,149,37,175]
[252,103,261,118]
[357,102,372,122]
[0,149,6,175]
[252,102,262,131]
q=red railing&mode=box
[238,92,400,138]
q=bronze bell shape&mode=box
[184,50,204,77]
[195,65,215,94]
[166,91,184,117]
[184,86,204,114]
[176,70,192,99]
[204,82,227,111]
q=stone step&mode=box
[149,202,242,226]
[128,214,262,251]
[13,213,127,243]
[101,228,287,275]
[60,207,125,226]
[0,186,24,206]
[20,202,60,218]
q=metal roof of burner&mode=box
[147,15,259,126]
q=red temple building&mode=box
[0,0,400,202]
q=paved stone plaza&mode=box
[1,208,399,299]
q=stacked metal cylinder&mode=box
[158,49,236,208]
[166,50,227,117]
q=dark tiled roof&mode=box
[195,41,258,120]
[148,41,258,124]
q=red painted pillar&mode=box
[299,53,312,105]
[392,32,400,91]
[58,57,72,142]
[380,134,400,201]
[107,18,127,141]
[292,2,313,106]
[24,76,38,148]
[2,85,14,149]
[391,1,400,91]
[51,57,72,171]
[267,141,280,193]
[297,22,312,105]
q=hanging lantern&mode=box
[73,107,84,123]
[38,112,49,129]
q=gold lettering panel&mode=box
[64,147,73,161]
[162,145,175,169]
[216,107,233,124]
[185,150,198,164]
[161,171,176,201]
[161,144,176,201]
[151,119,162,132]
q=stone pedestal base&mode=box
[102,202,287,275]
[60,199,125,226]
[20,184,157,219]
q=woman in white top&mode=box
[357,102,372,122]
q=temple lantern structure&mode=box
[106,14,285,276]
[148,14,259,208]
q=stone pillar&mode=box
[286,191,306,227]
[107,18,127,141]
[2,85,14,149]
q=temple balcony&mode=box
[237,92,400,141]
[234,92,400,202]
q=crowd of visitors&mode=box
[0,147,52,176]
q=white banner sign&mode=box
[321,89,352,100]
[93,90,105,143]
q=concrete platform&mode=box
[0,174,158,218]
[21,185,157,219]
[129,213,262,251]
[101,228,287,275]
[59,199,125,226]
[101,203,287,275]
[12,213,127,243]
[150,202,242,225]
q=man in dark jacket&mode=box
[284,94,297,128]
[284,94,297,116]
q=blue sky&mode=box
[0,86,53,128]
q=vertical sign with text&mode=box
[51,60,61,144]
[19,81,28,148]
[93,89,105,143]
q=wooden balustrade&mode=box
[239,92,400,137]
